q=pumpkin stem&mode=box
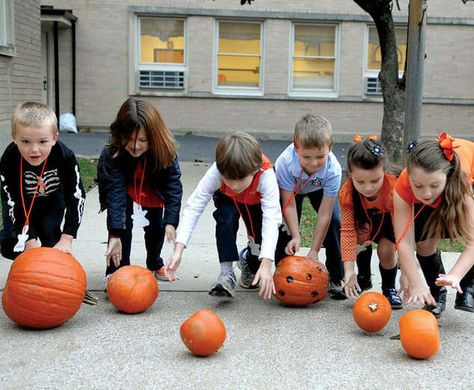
[82,290,99,306]
[368,303,378,312]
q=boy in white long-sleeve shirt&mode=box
[166,132,281,300]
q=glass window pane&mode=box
[293,58,334,90]
[218,22,260,55]
[140,18,184,64]
[294,25,335,57]
[367,26,407,71]
[217,55,260,87]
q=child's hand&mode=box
[253,258,275,300]
[165,242,185,281]
[165,225,176,243]
[435,273,462,293]
[397,271,409,298]
[404,283,437,306]
[24,238,39,251]
[53,234,74,254]
[285,237,300,256]
[343,270,361,300]
[105,237,122,267]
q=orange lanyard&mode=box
[133,156,146,205]
[229,174,259,240]
[393,204,426,252]
[20,157,48,228]
[282,169,316,215]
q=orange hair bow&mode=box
[437,132,458,162]
[353,134,379,143]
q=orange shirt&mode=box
[127,160,164,208]
[219,154,273,205]
[339,173,397,262]
[396,138,474,206]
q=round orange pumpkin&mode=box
[273,256,329,306]
[2,247,87,329]
[353,292,392,333]
[180,309,226,357]
[400,309,439,359]
[107,265,158,314]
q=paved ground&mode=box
[0,135,473,389]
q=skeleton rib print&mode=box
[24,169,60,197]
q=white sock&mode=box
[220,261,233,273]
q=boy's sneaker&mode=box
[152,267,168,282]
[357,274,373,292]
[238,248,258,289]
[328,280,347,300]
[209,270,237,298]
[383,288,403,310]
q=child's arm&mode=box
[280,189,301,255]
[435,194,474,292]
[160,157,183,233]
[60,147,86,243]
[343,260,360,299]
[393,192,436,306]
[165,163,221,281]
[307,195,336,261]
[53,233,74,254]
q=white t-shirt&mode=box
[176,162,282,260]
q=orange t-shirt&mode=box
[219,154,273,205]
[395,137,474,206]
[339,173,397,262]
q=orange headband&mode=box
[437,132,457,162]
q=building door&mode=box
[41,31,50,105]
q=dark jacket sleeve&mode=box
[156,157,183,228]
[0,143,30,239]
[97,147,128,234]
[59,143,86,237]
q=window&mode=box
[290,23,338,95]
[215,21,263,94]
[0,0,15,56]
[137,17,186,90]
[365,26,407,95]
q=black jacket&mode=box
[0,140,86,239]
[97,147,182,235]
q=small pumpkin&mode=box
[180,309,226,357]
[353,292,392,333]
[2,247,87,329]
[399,309,439,359]
[107,265,158,314]
[273,256,329,306]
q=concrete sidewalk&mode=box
[0,162,472,389]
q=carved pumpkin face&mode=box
[353,292,392,333]
[180,309,226,357]
[399,309,439,359]
[2,247,87,329]
[273,256,329,306]
[107,265,159,314]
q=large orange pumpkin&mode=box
[399,309,439,359]
[107,265,158,314]
[353,292,392,333]
[273,256,329,306]
[2,247,87,329]
[180,309,226,357]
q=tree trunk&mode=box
[353,0,406,167]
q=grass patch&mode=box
[299,197,464,253]
[78,158,98,191]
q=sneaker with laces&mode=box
[152,267,168,282]
[383,288,403,309]
[328,280,347,300]
[238,248,258,289]
[209,270,236,298]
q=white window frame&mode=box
[288,22,339,98]
[130,15,188,95]
[364,24,406,96]
[213,19,264,96]
[0,0,15,57]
